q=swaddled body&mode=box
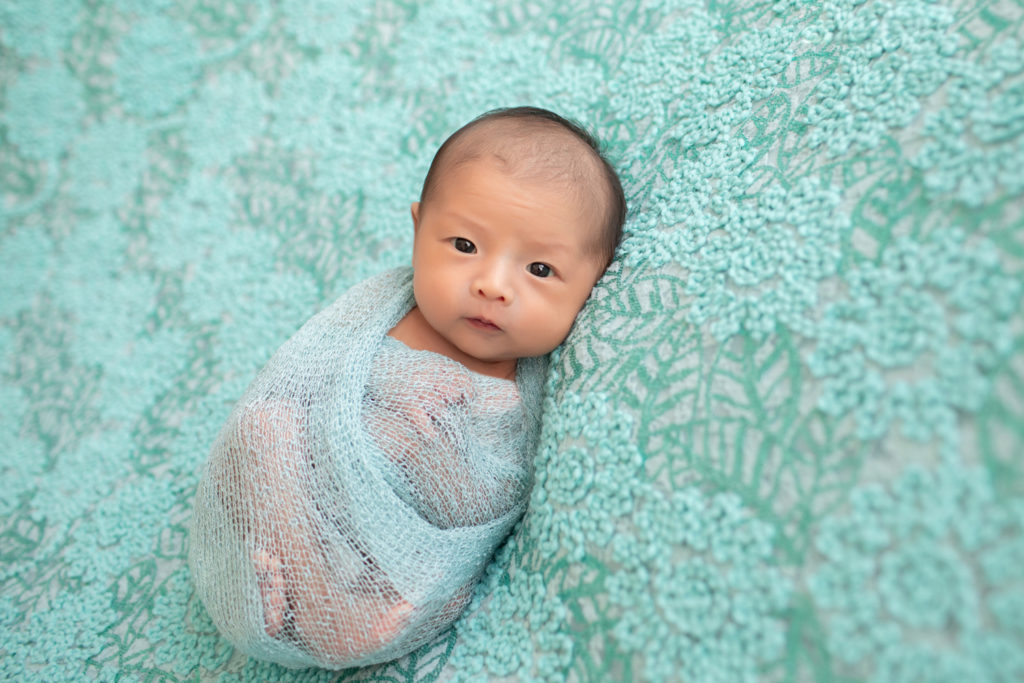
[190,106,626,670]
[190,268,546,669]
[367,334,535,530]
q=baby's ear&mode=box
[410,202,421,233]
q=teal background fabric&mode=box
[1,1,1022,681]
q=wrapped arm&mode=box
[363,351,529,529]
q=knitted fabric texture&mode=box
[5,2,1024,681]
[188,267,546,669]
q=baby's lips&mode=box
[467,316,502,331]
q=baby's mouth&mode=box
[467,316,502,331]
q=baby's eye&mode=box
[453,238,476,254]
[528,262,552,278]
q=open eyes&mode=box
[453,237,476,253]
[528,263,552,278]
[450,238,554,278]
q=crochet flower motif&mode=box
[66,118,148,213]
[531,391,646,563]
[280,0,368,50]
[609,6,786,163]
[451,568,573,682]
[0,0,81,58]
[1,586,120,681]
[808,228,1019,442]
[0,227,52,319]
[147,173,236,271]
[114,16,200,118]
[28,428,136,531]
[805,0,958,156]
[686,178,844,340]
[913,39,1024,206]
[608,8,846,344]
[268,54,365,152]
[49,214,158,369]
[111,0,172,12]
[607,490,790,681]
[608,9,717,136]
[64,476,175,584]
[435,33,607,131]
[505,390,790,680]
[147,568,232,677]
[184,69,269,168]
[809,465,1024,681]
[625,172,844,341]
[180,228,319,377]
[2,64,85,161]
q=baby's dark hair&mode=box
[419,106,626,270]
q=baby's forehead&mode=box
[451,119,593,170]
[424,117,616,263]
[439,121,606,205]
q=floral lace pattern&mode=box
[809,465,1024,681]
[2,0,1022,681]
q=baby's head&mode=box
[410,107,625,366]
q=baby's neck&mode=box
[388,307,518,381]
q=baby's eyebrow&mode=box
[446,212,487,233]
[523,239,576,258]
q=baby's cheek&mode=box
[539,307,576,348]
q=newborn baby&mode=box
[189,106,626,669]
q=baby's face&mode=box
[411,157,605,365]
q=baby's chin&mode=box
[457,338,549,362]
[446,324,565,366]
[457,347,519,365]
[473,350,552,364]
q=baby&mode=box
[189,106,626,669]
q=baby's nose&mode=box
[473,271,513,303]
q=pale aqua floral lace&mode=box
[1,0,1021,681]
